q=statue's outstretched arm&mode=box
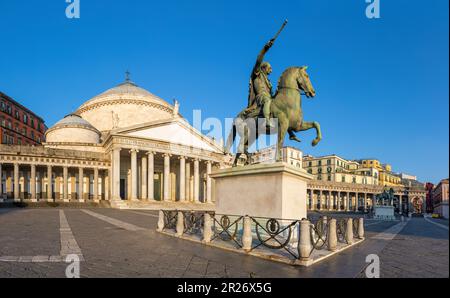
[253,39,274,73]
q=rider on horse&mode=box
[248,39,276,129]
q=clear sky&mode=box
[0,0,448,183]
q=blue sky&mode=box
[0,0,448,183]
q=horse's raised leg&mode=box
[299,121,322,146]
[288,129,301,143]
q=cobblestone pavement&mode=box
[0,208,448,278]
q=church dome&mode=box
[75,77,175,133]
[45,114,101,144]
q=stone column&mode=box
[346,192,350,212]
[355,193,359,211]
[185,161,191,201]
[93,168,99,202]
[141,156,147,200]
[328,191,333,211]
[130,149,138,201]
[63,166,68,202]
[337,192,341,211]
[112,148,121,201]
[206,161,212,203]
[193,159,200,203]
[399,195,403,214]
[30,164,36,202]
[163,153,171,201]
[318,190,322,210]
[105,169,110,201]
[78,167,84,202]
[14,163,20,201]
[179,156,186,202]
[311,191,315,211]
[147,152,154,201]
[364,193,368,212]
[47,165,53,202]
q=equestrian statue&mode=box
[225,20,322,166]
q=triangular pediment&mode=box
[114,118,224,153]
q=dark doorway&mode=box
[120,179,125,200]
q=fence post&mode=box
[203,212,212,243]
[299,219,312,261]
[346,218,354,244]
[157,210,164,232]
[328,218,337,251]
[176,211,184,237]
[242,216,252,251]
[358,217,365,239]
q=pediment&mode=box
[115,118,224,153]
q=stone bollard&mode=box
[157,210,165,232]
[401,216,404,222]
[322,216,328,235]
[345,218,354,245]
[298,219,312,261]
[358,218,365,239]
[242,216,253,252]
[327,218,337,252]
[176,211,184,237]
[203,213,212,243]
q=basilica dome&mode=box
[75,79,175,133]
[45,114,101,144]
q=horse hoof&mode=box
[312,139,320,147]
[290,136,302,143]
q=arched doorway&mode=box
[412,197,423,214]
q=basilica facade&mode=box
[0,78,226,208]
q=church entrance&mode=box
[154,172,162,201]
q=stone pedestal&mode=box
[373,206,396,220]
[210,162,313,220]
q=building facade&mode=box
[252,149,426,214]
[433,179,449,219]
[0,91,47,145]
[303,155,379,185]
[0,79,226,208]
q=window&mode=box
[317,175,322,180]
[318,160,322,166]
[328,175,332,181]
[327,159,331,165]
[352,177,357,183]
[307,169,312,174]
[30,118,35,129]
[14,110,20,119]
[23,114,28,124]
[318,168,322,173]
[308,161,312,167]
[342,176,346,183]
[327,167,332,173]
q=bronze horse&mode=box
[225,66,322,166]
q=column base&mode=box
[14,199,21,203]
[30,199,38,203]
[78,199,85,203]
[93,200,100,203]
